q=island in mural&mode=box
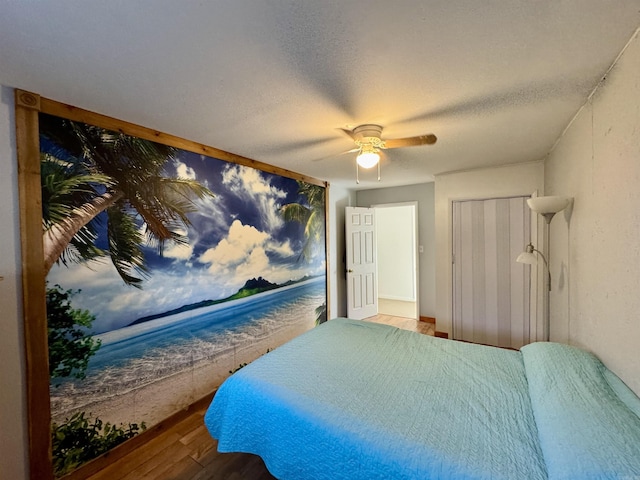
[39,113,326,475]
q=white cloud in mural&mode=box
[189,194,229,240]
[221,164,287,230]
[175,160,197,180]
[161,228,194,260]
[163,241,194,261]
[199,219,295,285]
[200,220,269,267]
[267,239,294,257]
[48,258,116,290]
[234,246,270,281]
[107,289,147,313]
[222,165,284,197]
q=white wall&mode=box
[545,29,640,395]
[375,205,416,302]
[328,184,355,318]
[0,86,29,479]
[434,162,544,337]
[356,183,436,318]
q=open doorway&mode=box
[373,202,419,320]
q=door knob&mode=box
[347,269,353,273]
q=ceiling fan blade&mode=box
[311,147,359,162]
[384,134,437,149]
[339,128,357,140]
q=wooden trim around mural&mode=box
[324,185,332,320]
[16,90,54,480]
[15,89,329,480]
[38,96,325,187]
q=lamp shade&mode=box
[516,251,537,265]
[527,196,571,215]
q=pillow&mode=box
[603,368,640,419]
[521,342,640,479]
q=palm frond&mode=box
[40,114,215,281]
[280,181,326,262]
[41,153,114,227]
[106,205,148,288]
[280,203,311,224]
[128,177,214,254]
[315,303,327,326]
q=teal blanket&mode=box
[205,318,640,479]
[522,342,640,479]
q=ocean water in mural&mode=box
[89,278,324,375]
[49,277,324,423]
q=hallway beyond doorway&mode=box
[378,298,417,319]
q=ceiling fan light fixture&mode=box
[343,123,437,182]
[356,145,380,168]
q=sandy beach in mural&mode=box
[51,316,314,427]
[49,279,325,428]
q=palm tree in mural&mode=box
[40,113,214,287]
[280,181,327,324]
[279,181,325,261]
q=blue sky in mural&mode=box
[46,149,325,334]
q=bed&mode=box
[204,318,640,479]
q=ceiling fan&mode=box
[340,124,437,183]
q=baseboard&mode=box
[61,391,216,480]
[434,331,449,339]
[419,316,436,324]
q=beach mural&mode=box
[39,112,327,476]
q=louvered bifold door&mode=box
[452,197,531,349]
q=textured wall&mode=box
[545,30,640,395]
[0,86,29,479]
[328,184,355,318]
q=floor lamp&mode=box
[517,195,572,341]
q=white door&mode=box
[452,197,531,349]
[346,206,377,319]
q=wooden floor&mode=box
[365,313,435,336]
[85,314,434,480]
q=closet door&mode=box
[452,197,530,349]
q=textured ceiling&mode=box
[1,1,639,188]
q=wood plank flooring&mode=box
[366,313,435,336]
[84,314,433,480]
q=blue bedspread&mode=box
[522,342,640,479]
[205,318,640,479]
[205,318,547,479]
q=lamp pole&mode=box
[523,195,572,343]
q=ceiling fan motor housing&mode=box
[353,124,385,148]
